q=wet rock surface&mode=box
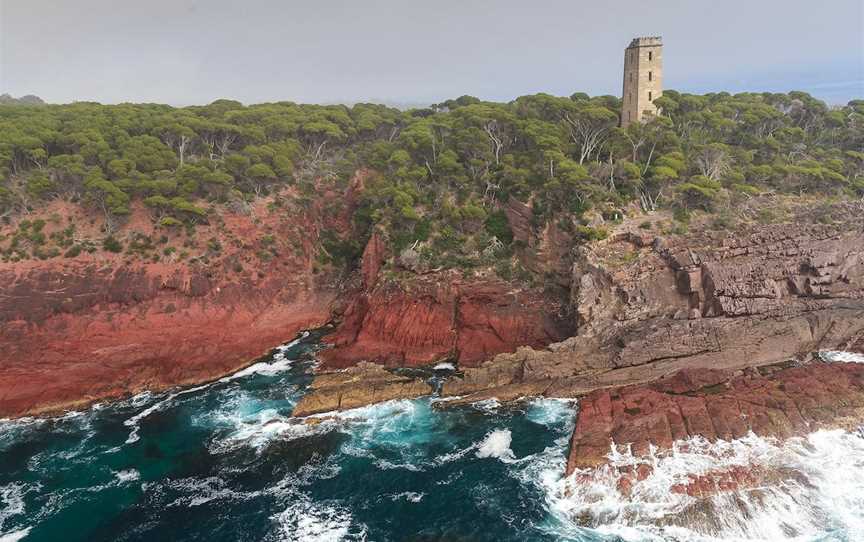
[291,362,432,417]
[565,361,864,475]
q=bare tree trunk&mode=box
[179,135,190,166]
[484,121,504,166]
[641,141,658,176]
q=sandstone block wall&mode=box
[621,36,663,128]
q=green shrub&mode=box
[575,225,608,242]
[484,210,513,244]
[103,236,123,253]
[64,245,82,258]
[159,216,183,228]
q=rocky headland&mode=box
[292,198,864,494]
[3,183,864,486]
[295,201,864,418]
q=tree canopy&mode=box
[1,91,862,270]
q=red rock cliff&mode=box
[0,197,337,418]
[321,271,572,369]
[565,361,864,475]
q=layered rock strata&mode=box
[321,274,572,369]
[292,363,432,417]
[0,257,335,418]
[566,362,864,474]
[440,219,864,404]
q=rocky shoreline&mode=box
[2,192,863,492]
[565,359,864,474]
[295,209,864,417]
[293,205,864,484]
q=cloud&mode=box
[1,0,861,105]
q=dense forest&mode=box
[1,91,862,274]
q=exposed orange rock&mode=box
[360,230,386,289]
[320,273,572,369]
[565,362,864,476]
[0,194,338,418]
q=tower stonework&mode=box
[621,36,663,128]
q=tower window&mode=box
[649,51,653,61]
[649,91,653,101]
[649,71,653,81]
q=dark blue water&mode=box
[2,332,863,542]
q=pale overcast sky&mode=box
[1,0,862,106]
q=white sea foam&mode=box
[123,381,212,444]
[220,332,308,382]
[162,476,261,508]
[373,459,424,472]
[475,429,515,461]
[433,445,476,465]
[220,357,292,381]
[123,334,309,445]
[525,398,578,428]
[539,428,864,541]
[332,399,443,475]
[490,395,864,542]
[388,491,424,503]
[819,350,864,363]
[208,407,335,454]
[129,391,154,407]
[114,469,140,484]
[272,495,366,542]
[0,528,31,542]
[0,484,27,533]
[0,483,35,542]
[332,399,428,444]
[470,398,502,413]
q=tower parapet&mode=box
[628,36,662,48]
[621,36,663,128]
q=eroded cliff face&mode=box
[317,223,573,371]
[0,173,574,418]
[4,188,863,430]
[0,197,338,418]
[321,273,572,370]
[294,207,864,420]
[440,214,864,405]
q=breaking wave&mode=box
[475,429,516,460]
[123,333,311,445]
[221,332,309,382]
[0,529,31,542]
[3,331,863,541]
[819,350,864,363]
[0,484,27,534]
[544,428,864,541]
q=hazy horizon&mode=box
[1,0,862,107]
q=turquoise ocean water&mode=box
[1,331,862,541]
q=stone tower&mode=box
[621,36,663,128]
